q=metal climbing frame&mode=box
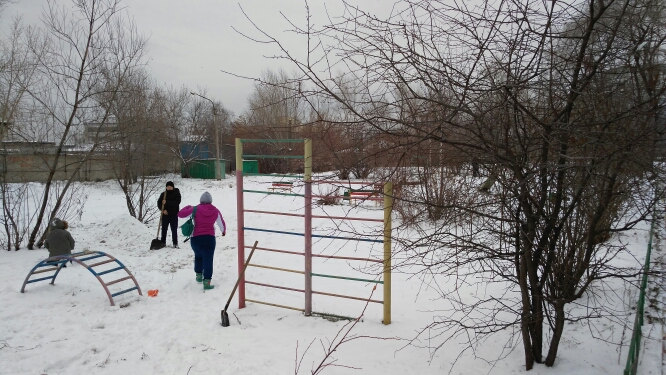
[20,251,142,306]
[235,138,393,324]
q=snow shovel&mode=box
[221,240,259,327]
[150,189,168,250]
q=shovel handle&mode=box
[156,189,167,238]
[223,240,258,312]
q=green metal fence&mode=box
[623,213,657,375]
[243,160,258,174]
[181,159,225,179]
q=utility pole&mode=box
[191,92,221,180]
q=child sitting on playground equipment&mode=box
[44,218,76,264]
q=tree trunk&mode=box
[2,188,11,251]
[529,294,544,363]
[545,303,566,366]
[519,250,535,370]
[27,171,58,249]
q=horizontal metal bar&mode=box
[312,194,384,201]
[27,275,55,283]
[241,139,304,143]
[245,210,382,224]
[311,311,357,321]
[246,280,305,293]
[242,154,304,159]
[246,298,304,312]
[243,189,304,197]
[96,266,124,276]
[313,180,382,186]
[111,286,138,297]
[312,253,383,263]
[311,272,383,284]
[245,227,381,243]
[311,214,383,223]
[245,245,304,256]
[105,275,132,286]
[268,188,293,193]
[78,254,106,262]
[244,173,303,178]
[32,267,59,274]
[41,261,65,267]
[244,227,304,237]
[349,197,384,202]
[312,234,383,243]
[248,263,304,274]
[88,259,115,268]
[70,251,96,258]
[245,209,304,218]
[313,290,383,304]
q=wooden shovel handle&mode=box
[223,240,258,312]
[155,189,167,238]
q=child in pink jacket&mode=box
[178,191,226,290]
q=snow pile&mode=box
[75,213,155,252]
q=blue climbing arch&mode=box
[21,251,142,306]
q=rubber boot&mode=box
[195,272,203,283]
[203,279,214,290]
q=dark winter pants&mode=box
[190,235,216,280]
[161,214,179,245]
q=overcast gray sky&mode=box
[1,0,390,117]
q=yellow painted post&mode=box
[304,139,313,316]
[383,182,392,324]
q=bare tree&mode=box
[245,69,304,135]
[186,88,232,174]
[105,70,168,223]
[245,0,666,370]
[0,18,47,250]
[21,0,147,249]
[235,69,306,173]
[164,86,197,176]
[0,18,42,129]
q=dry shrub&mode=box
[315,184,342,206]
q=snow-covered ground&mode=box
[0,176,662,374]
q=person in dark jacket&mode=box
[157,181,182,248]
[44,218,75,260]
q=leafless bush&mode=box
[393,167,479,224]
[0,182,38,250]
[35,180,88,247]
[294,286,400,374]
[315,184,342,206]
[0,179,85,250]
[118,175,163,224]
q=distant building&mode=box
[83,121,119,143]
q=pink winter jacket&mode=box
[178,204,226,237]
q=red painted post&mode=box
[236,138,246,308]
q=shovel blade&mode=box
[221,310,230,327]
[150,239,165,250]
